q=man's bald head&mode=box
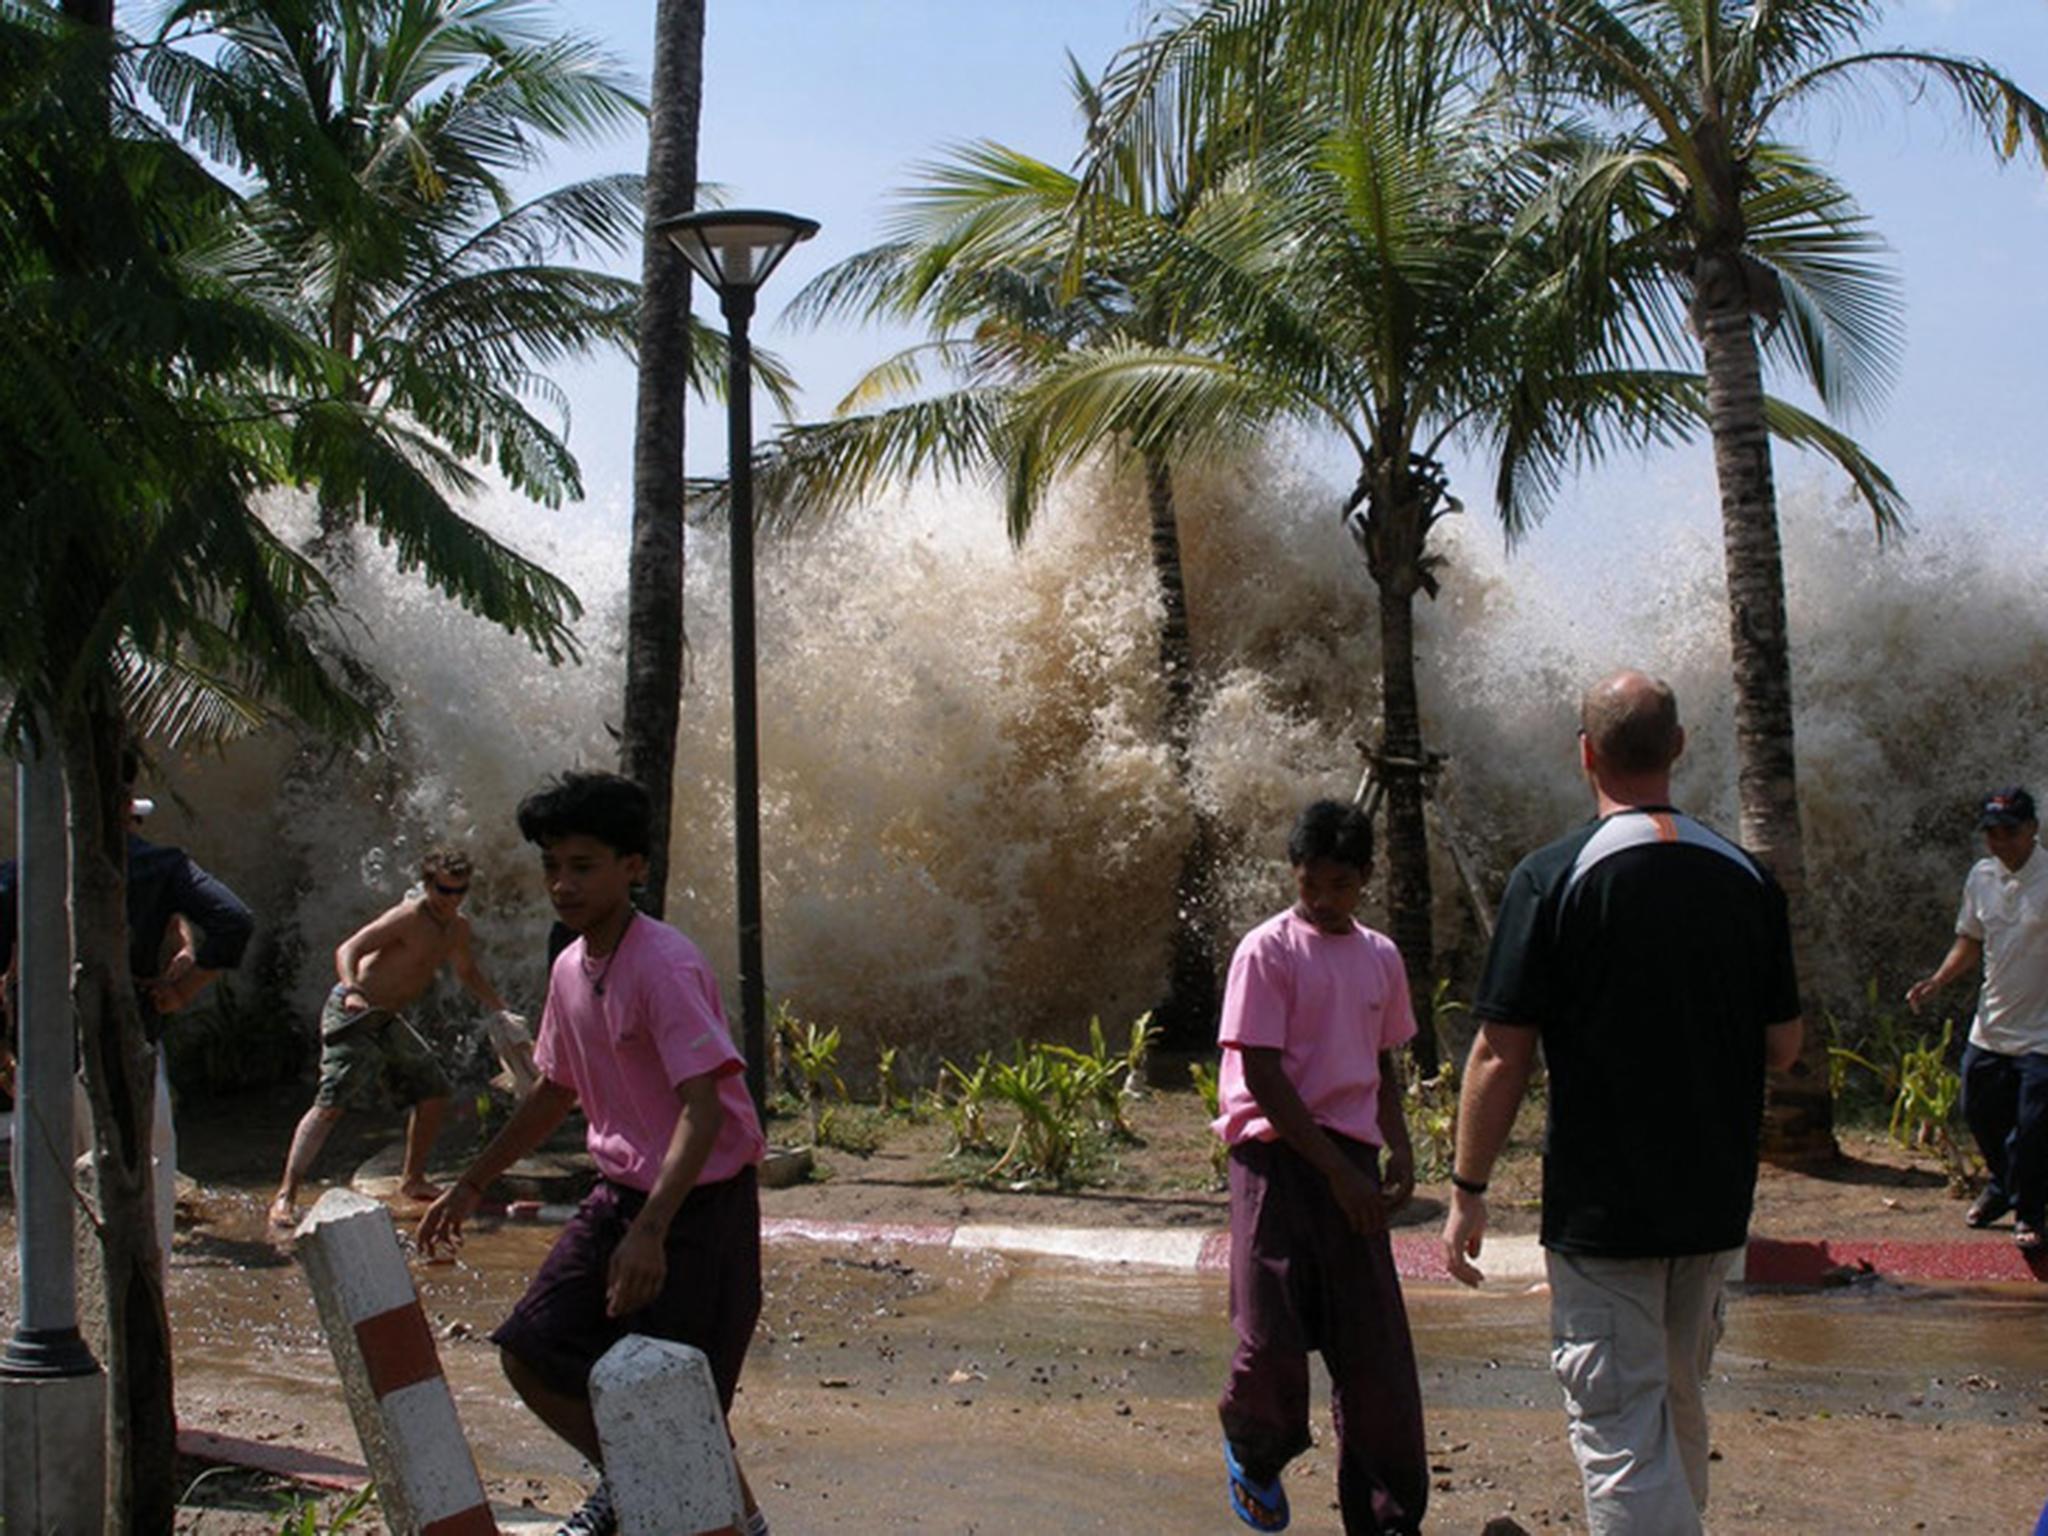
[1580,670,1682,777]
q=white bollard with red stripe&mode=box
[295,1189,496,1536]
[590,1335,745,1536]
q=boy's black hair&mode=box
[1287,798,1374,872]
[516,771,652,857]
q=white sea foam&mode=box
[21,455,2039,1069]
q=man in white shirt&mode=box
[1908,786,2048,1253]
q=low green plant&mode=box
[1833,1008,1975,1192]
[776,1003,846,1149]
[939,1054,996,1153]
[1100,1011,1159,1136]
[1893,1020,1972,1192]
[875,1044,901,1114]
[817,1102,885,1156]
[274,1484,376,1534]
[1405,1057,1460,1183]
[1824,978,1919,1115]
[985,1042,1101,1187]
[1188,1059,1228,1187]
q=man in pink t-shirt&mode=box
[419,772,769,1536]
[1214,799,1427,1536]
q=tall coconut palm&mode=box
[3,5,591,1524]
[765,64,1239,1048]
[1085,0,2046,1146]
[1061,5,1910,1073]
[145,0,650,558]
[622,0,703,916]
[1484,0,2048,1156]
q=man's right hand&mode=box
[1442,1187,1489,1287]
[1905,977,1938,1014]
[415,1180,478,1261]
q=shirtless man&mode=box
[270,847,516,1226]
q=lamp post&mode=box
[0,739,106,1535]
[653,209,819,1114]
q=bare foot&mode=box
[267,1193,298,1230]
[397,1179,443,1205]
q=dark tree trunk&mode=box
[1143,452,1219,1050]
[620,0,705,917]
[1376,579,1440,1078]
[1354,464,1442,1079]
[1695,255,1836,1161]
[59,696,175,1535]
[53,7,177,1526]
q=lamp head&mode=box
[653,208,820,297]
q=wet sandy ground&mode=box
[112,1189,2047,1532]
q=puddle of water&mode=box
[14,1189,2048,1491]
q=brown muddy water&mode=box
[28,1189,2027,1530]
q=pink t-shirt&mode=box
[535,916,765,1191]
[1213,908,1416,1148]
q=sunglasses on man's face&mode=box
[432,880,471,898]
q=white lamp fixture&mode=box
[654,209,820,298]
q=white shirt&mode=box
[1957,846,2048,1054]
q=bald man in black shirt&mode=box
[1440,670,1802,1536]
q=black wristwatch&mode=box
[1450,1172,1489,1196]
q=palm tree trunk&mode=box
[51,8,176,1524]
[620,0,705,918]
[58,695,175,1535]
[1376,578,1441,1078]
[1144,452,1219,1050]
[1696,263,1836,1161]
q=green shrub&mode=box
[775,1002,846,1150]
[1831,997,1975,1192]
[1405,1057,1459,1183]
[986,1042,1098,1187]
[1188,1059,1228,1187]
[939,1053,996,1153]
[875,1044,901,1114]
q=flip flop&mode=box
[1223,1440,1289,1532]
[2015,1222,2044,1254]
[1966,1189,2010,1229]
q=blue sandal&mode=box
[1224,1440,1289,1532]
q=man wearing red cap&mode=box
[1908,786,2048,1254]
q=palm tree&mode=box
[622,0,704,916]
[147,0,648,557]
[2,5,591,1524]
[1485,0,2048,1156]
[1065,2,1912,1074]
[766,64,1236,1048]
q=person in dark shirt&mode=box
[1,785,253,1271]
[1439,670,1803,1536]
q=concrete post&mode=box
[590,1335,745,1536]
[1,744,108,1536]
[294,1189,495,1536]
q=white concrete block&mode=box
[295,1189,495,1536]
[590,1335,744,1536]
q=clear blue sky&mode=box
[548,0,2047,550]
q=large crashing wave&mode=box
[53,453,2048,1076]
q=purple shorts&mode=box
[491,1168,761,1407]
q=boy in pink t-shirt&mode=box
[419,772,768,1536]
[1214,800,1428,1535]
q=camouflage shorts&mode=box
[314,988,451,1111]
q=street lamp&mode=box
[653,208,819,1115]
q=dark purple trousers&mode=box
[1219,1134,1428,1535]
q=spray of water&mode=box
[17,458,2042,1080]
